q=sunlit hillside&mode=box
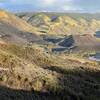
[0,10,43,35]
[0,10,99,100]
[18,12,100,36]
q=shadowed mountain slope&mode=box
[59,34,100,51]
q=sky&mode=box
[0,0,100,13]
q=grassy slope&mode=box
[0,43,99,100]
[17,12,100,36]
[0,11,99,100]
[0,10,43,35]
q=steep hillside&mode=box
[0,10,43,44]
[17,13,100,35]
[0,10,99,100]
[0,10,43,35]
[0,42,100,100]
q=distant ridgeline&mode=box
[16,12,100,36]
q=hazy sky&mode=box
[0,0,100,12]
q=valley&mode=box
[0,10,99,100]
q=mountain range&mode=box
[0,10,100,100]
